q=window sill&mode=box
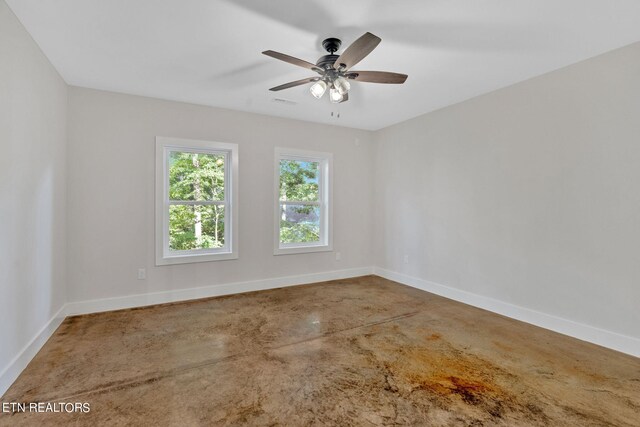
[274,244,332,256]
[156,251,238,266]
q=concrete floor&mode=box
[1,276,639,426]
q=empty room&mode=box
[1,0,639,425]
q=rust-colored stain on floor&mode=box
[1,276,639,426]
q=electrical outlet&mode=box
[403,255,409,264]
[335,251,342,261]
[137,268,146,280]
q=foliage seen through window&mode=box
[279,160,320,244]
[169,151,226,250]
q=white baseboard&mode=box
[373,267,640,358]
[65,266,374,316]
[4,265,636,399]
[0,305,66,398]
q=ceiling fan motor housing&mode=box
[316,54,340,70]
[316,38,342,69]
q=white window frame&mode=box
[155,136,238,265]
[274,148,333,255]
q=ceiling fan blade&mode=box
[347,71,408,84]
[269,77,319,91]
[333,32,381,71]
[262,50,321,73]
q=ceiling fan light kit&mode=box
[263,32,408,104]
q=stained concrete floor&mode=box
[1,276,639,426]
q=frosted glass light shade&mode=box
[333,76,351,95]
[309,80,327,99]
[329,87,343,103]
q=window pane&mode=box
[279,160,319,202]
[169,151,225,201]
[169,204,225,250]
[279,204,320,244]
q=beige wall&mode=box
[0,0,67,380]
[374,42,640,340]
[66,87,374,302]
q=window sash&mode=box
[279,240,325,248]
[164,147,231,256]
[277,157,321,204]
[278,159,325,246]
[279,200,321,206]
[168,201,226,206]
[278,202,322,246]
[167,149,229,203]
[166,203,229,255]
[275,149,331,253]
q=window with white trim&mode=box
[274,148,332,255]
[156,137,238,265]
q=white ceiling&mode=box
[7,0,640,130]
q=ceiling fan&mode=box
[263,32,408,104]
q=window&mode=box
[274,148,332,255]
[156,137,238,265]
